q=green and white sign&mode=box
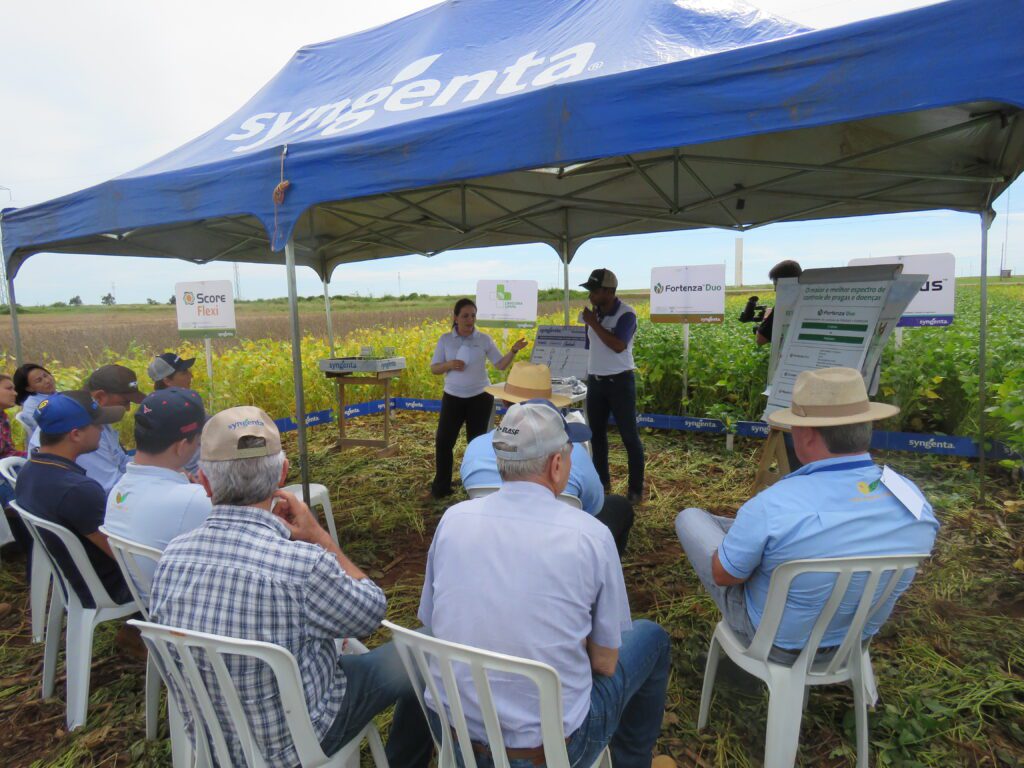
[475,279,538,329]
[650,264,725,323]
[175,280,236,339]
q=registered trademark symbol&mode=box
[588,61,604,71]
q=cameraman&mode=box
[754,260,803,346]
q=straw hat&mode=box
[485,362,571,407]
[767,367,899,428]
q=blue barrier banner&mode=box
[735,421,771,438]
[392,398,441,413]
[871,431,976,457]
[898,315,954,328]
[613,413,727,433]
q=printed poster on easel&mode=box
[530,325,589,379]
[763,265,924,420]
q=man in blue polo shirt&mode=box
[676,367,939,657]
[16,391,132,605]
[104,388,211,594]
[580,268,645,504]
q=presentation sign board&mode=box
[849,253,955,326]
[650,264,726,323]
[530,325,589,379]
[475,280,538,328]
[175,280,236,338]
[764,265,924,418]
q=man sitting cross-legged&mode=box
[150,406,432,768]
[462,362,634,554]
[676,367,940,661]
[421,400,670,768]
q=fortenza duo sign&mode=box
[175,281,236,339]
[650,265,726,323]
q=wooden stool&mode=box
[326,370,400,457]
[751,427,792,494]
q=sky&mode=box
[0,0,1020,305]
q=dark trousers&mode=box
[595,494,635,556]
[432,391,495,497]
[586,372,645,496]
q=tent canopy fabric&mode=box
[3,0,1024,280]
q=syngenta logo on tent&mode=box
[225,43,597,153]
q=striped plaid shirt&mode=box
[150,504,386,768]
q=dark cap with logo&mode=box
[134,387,206,447]
[86,364,146,403]
[147,352,196,382]
[34,391,125,434]
[580,268,618,291]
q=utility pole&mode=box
[234,262,242,299]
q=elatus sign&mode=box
[176,280,236,339]
[223,43,597,152]
[848,253,955,326]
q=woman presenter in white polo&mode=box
[429,298,527,498]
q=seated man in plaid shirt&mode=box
[150,406,431,768]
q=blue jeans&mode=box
[320,641,433,768]
[587,372,645,496]
[428,620,670,768]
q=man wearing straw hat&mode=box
[460,361,634,553]
[675,367,939,658]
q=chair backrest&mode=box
[0,455,27,488]
[11,501,122,611]
[130,619,330,768]
[384,620,572,768]
[466,485,583,509]
[14,410,36,435]
[747,554,929,676]
[99,526,163,618]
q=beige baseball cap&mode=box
[200,406,282,461]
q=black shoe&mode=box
[627,489,643,505]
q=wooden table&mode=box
[326,369,400,457]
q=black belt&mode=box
[589,371,632,381]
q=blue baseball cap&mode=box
[34,391,125,434]
[134,387,206,445]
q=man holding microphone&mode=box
[580,268,645,504]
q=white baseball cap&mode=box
[492,400,591,461]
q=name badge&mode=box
[880,466,924,520]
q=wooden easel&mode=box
[327,369,400,457]
[751,427,792,494]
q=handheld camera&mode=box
[738,295,766,325]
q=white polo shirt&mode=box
[585,299,637,376]
[431,328,503,398]
[419,481,632,747]
[104,462,212,593]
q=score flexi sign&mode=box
[849,253,955,326]
[650,264,725,323]
[475,280,538,329]
[175,280,236,338]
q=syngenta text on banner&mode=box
[475,280,538,329]
[849,253,955,326]
[175,281,236,338]
[650,265,725,323]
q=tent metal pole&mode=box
[978,210,993,500]
[285,239,311,504]
[7,273,22,366]
[323,278,336,357]
[562,209,570,325]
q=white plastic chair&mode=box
[0,456,27,562]
[14,409,36,437]
[12,502,138,731]
[131,619,389,768]
[384,620,611,768]
[282,483,339,547]
[465,485,583,509]
[100,528,187,752]
[698,554,929,768]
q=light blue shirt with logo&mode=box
[460,431,604,515]
[104,462,213,596]
[431,328,503,398]
[29,422,128,494]
[718,453,939,649]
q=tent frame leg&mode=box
[561,209,571,325]
[323,277,336,357]
[978,210,993,501]
[7,273,22,366]
[285,239,311,504]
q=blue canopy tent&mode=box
[3,0,1023,495]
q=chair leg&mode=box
[697,634,722,730]
[596,746,613,768]
[30,550,51,643]
[64,608,98,731]
[763,677,805,768]
[168,695,194,768]
[41,589,64,698]
[145,656,160,740]
[366,722,389,768]
[851,655,872,768]
[321,500,340,548]
[861,649,879,707]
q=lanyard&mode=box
[799,459,875,476]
